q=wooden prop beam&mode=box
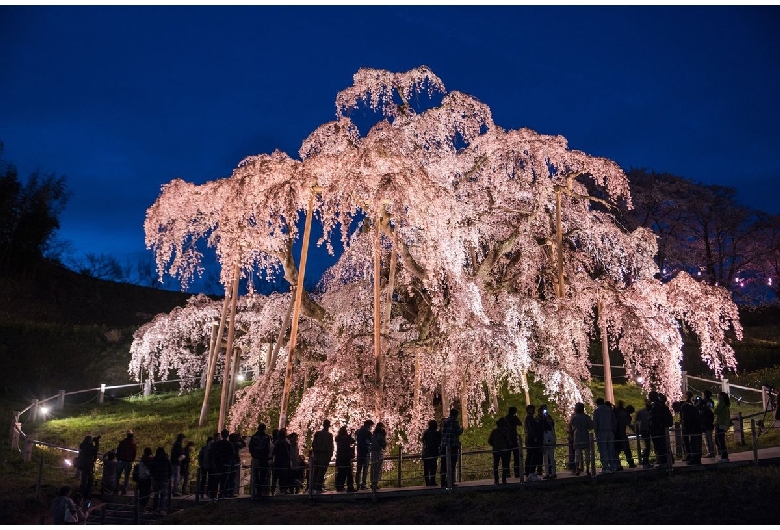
[267,290,296,380]
[217,264,240,433]
[598,299,614,404]
[279,187,318,430]
[198,289,231,427]
[555,187,564,298]
[373,214,383,416]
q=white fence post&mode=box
[10,412,20,450]
[721,378,730,394]
[98,384,105,404]
[24,438,33,462]
[31,399,39,422]
[681,371,688,397]
[762,385,770,411]
[58,390,66,410]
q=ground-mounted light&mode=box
[236,374,245,382]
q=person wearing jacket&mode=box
[649,391,673,466]
[77,434,100,500]
[504,406,522,478]
[569,402,594,476]
[613,401,636,469]
[150,446,172,514]
[537,404,558,478]
[593,398,617,474]
[169,433,185,496]
[248,424,271,499]
[523,405,542,481]
[115,431,137,495]
[334,426,356,492]
[272,428,292,494]
[370,422,387,492]
[50,485,82,524]
[680,391,703,465]
[488,417,512,484]
[439,408,463,489]
[699,390,716,458]
[311,419,334,493]
[421,420,441,486]
[355,419,373,491]
[714,391,731,462]
[134,446,154,510]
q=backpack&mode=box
[133,460,150,481]
[651,402,673,430]
[248,433,271,460]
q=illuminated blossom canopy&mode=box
[137,66,742,449]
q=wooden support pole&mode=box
[555,188,564,298]
[199,292,231,427]
[373,213,383,416]
[414,349,420,404]
[382,223,397,383]
[460,376,469,428]
[279,187,318,430]
[267,291,295,380]
[521,370,530,408]
[201,322,219,389]
[10,412,20,450]
[227,347,241,408]
[218,264,241,433]
[598,299,614,404]
[383,223,397,328]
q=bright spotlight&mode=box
[40,406,49,416]
[236,374,245,382]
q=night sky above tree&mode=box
[0,5,778,295]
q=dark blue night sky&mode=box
[1,5,778,292]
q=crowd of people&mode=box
[54,388,736,522]
[486,388,732,482]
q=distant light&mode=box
[40,406,49,416]
[769,278,773,286]
[697,271,701,276]
[236,374,245,382]
[662,269,667,274]
[740,282,745,288]
[64,459,73,467]
[636,376,644,384]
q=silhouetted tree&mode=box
[0,143,70,274]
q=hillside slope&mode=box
[0,262,193,397]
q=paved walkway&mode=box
[147,444,780,509]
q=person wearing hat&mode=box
[355,419,374,490]
[116,430,137,495]
[311,419,334,493]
